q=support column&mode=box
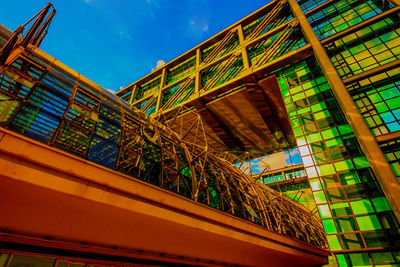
[288,0,400,221]
[195,48,201,95]
[129,84,138,105]
[156,68,166,112]
[237,24,250,70]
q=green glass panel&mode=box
[370,252,394,264]
[290,85,303,94]
[371,197,391,212]
[337,124,354,136]
[297,106,311,116]
[356,214,382,231]
[319,163,336,176]
[387,97,400,109]
[318,204,332,218]
[292,92,306,101]
[331,202,352,217]
[325,137,342,149]
[311,102,327,112]
[321,127,339,140]
[363,231,390,248]
[375,102,389,113]
[339,171,361,185]
[378,211,399,229]
[310,141,326,153]
[305,88,319,97]
[310,178,323,190]
[293,127,303,137]
[323,219,337,234]
[318,82,330,92]
[336,254,349,267]
[314,110,331,120]
[349,199,374,215]
[334,159,354,172]
[326,188,347,203]
[306,166,319,178]
[368,92,382,103]
[335,217,359,233]
[330,148,349,161]
[353,156,370,169]
[314,191,327,204]
[291,118,300,127]
[340,233,365,250]
[347,253,371,266]
[307,132,323,143]
[327,235,342,251]
[321,175,341,188]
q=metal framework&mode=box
[0,4,327,250]
[3,0,400,265]
[118,0,304,118]
[116,0,400,265]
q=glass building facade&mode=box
[117,0,400,265]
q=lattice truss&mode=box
[0,1,327,249]
[0,49,326,249]
[118,110,327,248]
[128,0,304,116]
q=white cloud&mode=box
[118,30,133,41]
[188,18,210,36]
[151,59,166,71]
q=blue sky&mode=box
[0,0,270,92]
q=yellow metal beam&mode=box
[237,24,250,70]
[343,59,400,85]
[376,131,400,144]
[195,48,201,95]
[129,84,137,104]
[156,68,166,112]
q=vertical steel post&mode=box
[288,0,400,222]
[237,24,250,69]
[129,84,138,105]
[156,68,166,112]
[195,48,201,95]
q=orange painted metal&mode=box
[0,128,329,266]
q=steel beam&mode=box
[343,59,400,85]
[195,48,201,95]
[376,131,400,144]
[288,0,400,222]
[129,84,137,104]
[156,68,166,112]
[237,24,250,70]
